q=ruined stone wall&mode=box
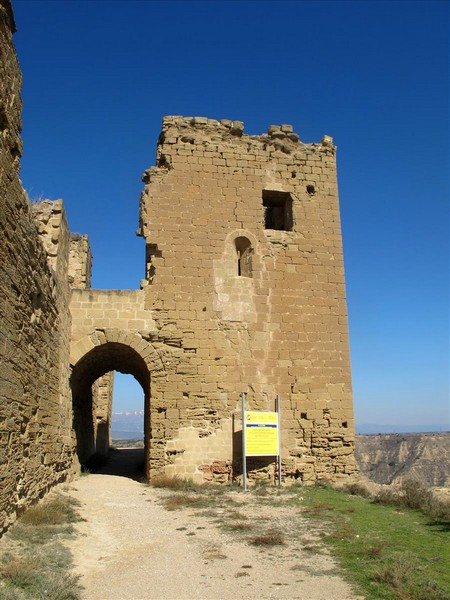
[139,116,357,484]
[69,233,92,289]
[0,0,75,533]
[91,372,114,455]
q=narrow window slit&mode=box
[235,237,253,278]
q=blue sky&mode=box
[12,0,449,431]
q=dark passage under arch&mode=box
[70,342,150,479]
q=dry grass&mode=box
[373,555,414,589]
[302,501,334,517]
[20,495,80,527]
[160,493,214,511]
[0,494,82,600]
[203,543,227,560]
[301,485,450,600]
[0,553,37,589]
[150,475,202,491]
[223,520,253,532]
[248,529,285,547]
[210,507,256,536]
[342,478,450,524]
[152,477,450,599]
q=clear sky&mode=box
[12,0,449,432]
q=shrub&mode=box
[401,478,430,510]
[373,486,400,506]
[426,494,450,522]
[341,481,373,499]
[373,554,414,589]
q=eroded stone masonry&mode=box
[0,0,356,534]
[0,1,73,533]
[136,116,357,483]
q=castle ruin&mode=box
[0,0,357,534]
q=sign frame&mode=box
[241,392,282,491]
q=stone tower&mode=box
[137,116,357,483]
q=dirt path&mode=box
[63,454,362,600]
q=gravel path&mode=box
[63,456,362,600]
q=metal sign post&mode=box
[276,394,282,486]
[241,392,247,491]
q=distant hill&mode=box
[111,410,144,440]
[355,432,450,488]
[356,423,448,434]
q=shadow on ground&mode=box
[86,448,146,482]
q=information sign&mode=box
[244,410,279,457]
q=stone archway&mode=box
[70,329,164,479]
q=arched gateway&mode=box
[70,327,164,480]
[68,283,164,473]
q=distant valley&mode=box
[356,432,450,487]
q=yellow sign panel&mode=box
[244,411,279,456]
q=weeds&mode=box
[359,543,384,559]
[248,529,285,547]
[325,525,354,541]
[20,495,80,527]
[341,481,373,499]
[150,475,203,492]
[373,555,413,589]
[161,493,215,511]
[373,554,449,600]
[302,501,334,517]
[203,543,227,560]
[222,520,253,532]
[0,494,82,600]
[345,478,450,524]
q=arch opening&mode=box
[70,342,150,480]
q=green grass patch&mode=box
[0,494,82,600]
[298,486,450,600]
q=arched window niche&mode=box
[235,236,253,278]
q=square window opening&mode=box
[262,190,293,231]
